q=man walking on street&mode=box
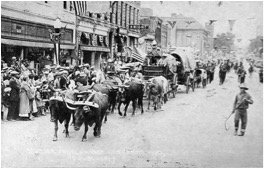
[232,83,253,136]
[219,59,228,85]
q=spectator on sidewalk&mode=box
[19,76,34,120]
[2,87,11,122]
[7,71,20,121]
[232,83,253,136]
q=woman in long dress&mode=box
[19,76,34,120]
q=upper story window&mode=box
[63,1,67,9]
[69,1,73,11]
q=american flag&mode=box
[126,47,144,63]
[72,1,87,16]
[132,51,144,63]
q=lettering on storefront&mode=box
[80,46,110,52]
[2,17,73,44]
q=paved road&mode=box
[2,63,263,167]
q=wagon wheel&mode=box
[186,76,190,94]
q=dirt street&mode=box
[1,63,263,167]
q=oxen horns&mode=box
[117,85,130,88]
[50,96,99,111]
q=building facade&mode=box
[161,13,210,57]
[1,1,76,69]
[1,1,141,70]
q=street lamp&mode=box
[48,17,65,65]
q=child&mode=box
[35,87,46,116]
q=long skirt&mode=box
[19,91,30,117]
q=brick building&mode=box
[1,1,141,70]
[161,13,210,57]
[1,1,76,69]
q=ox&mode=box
[92,82,118,122]
[64,92,108,141]
[49,90,76,141]
[117,81,144,117]
[145,76,169,110]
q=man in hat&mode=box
[41,68,50,82]
[105,58,116,77]
[7,71,20,121]
[157,54,167,66]
[83,63,91,78]
[219,59,228,85]
[60,70,69,90]
[232,83,253,136]
[48,66,56,82]
[259,66,263,83]
[131,67,143,81]
[11,56,20,72]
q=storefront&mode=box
[78,31,110,70]
[1,16,75,69]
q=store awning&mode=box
[1,39,75,49]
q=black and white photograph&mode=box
[1,1,263,168]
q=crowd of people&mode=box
[1,56,145,122]
[1,54,261,123]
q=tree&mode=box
[248,36,263,56]
[214,32,236,53]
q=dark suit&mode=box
[59,76,68,90]
[7,77,20,120]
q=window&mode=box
[63,1,67,10]
[115,2,118,25]
[133,8,136,25]
[125,4,127,28]
[70,1,73,11]
[129,6,131,25]
[120,2,123,26]
[44,1,47,3]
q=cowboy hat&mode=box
[75,71,81,75]
[61,70,68,75]
[239,83,248,90]
[83,63,90,67]
[107,58,114,63]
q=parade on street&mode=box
[1,1,263,168]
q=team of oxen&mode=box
[49,74,170,141]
